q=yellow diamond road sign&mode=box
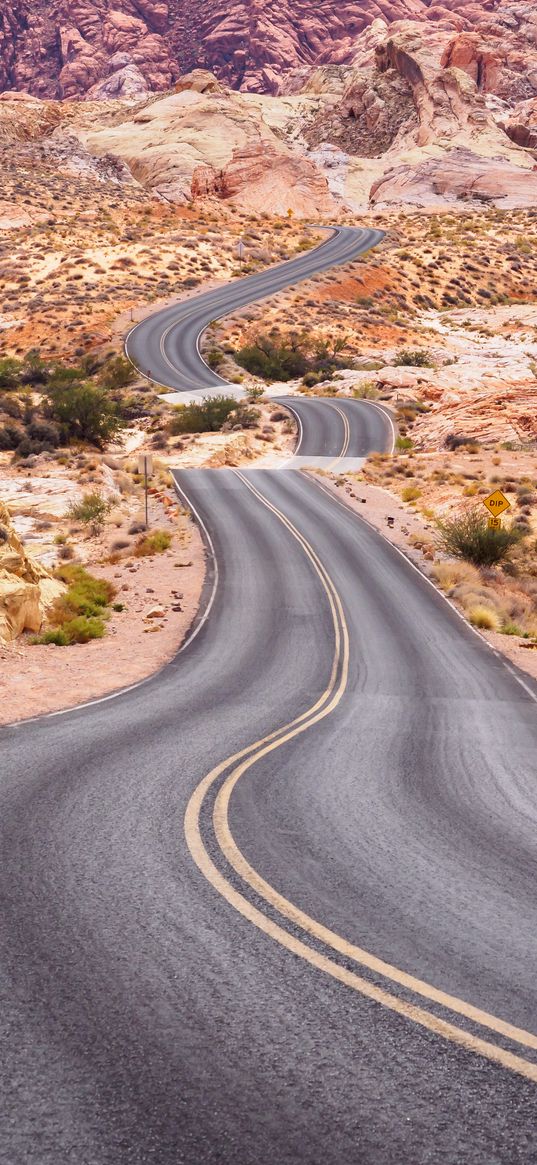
[483,489,511,516]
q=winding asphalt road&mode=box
[125,225,384,393]
[274,394,395,469]
[2,228,537,1164]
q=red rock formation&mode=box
[1,0,523,101]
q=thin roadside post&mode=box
[138,453,153,528]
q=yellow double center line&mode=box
[326,403,350,470]
[184,471,537,1081]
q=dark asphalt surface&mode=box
[2,228,537,1164]
[2,459,537,1164]
[276,395,395,461]
[125,226,384,393]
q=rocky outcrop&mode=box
[0,0,522,101]
[501,98,537,151]
[0,503,64,642]
[370,146,537,208]
[203,141,336,215]
[80,84,338,212]
[85,58,151,101]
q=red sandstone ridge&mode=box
[1,0,528,100]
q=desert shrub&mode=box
[236,337,308,381]
[67,491,111,533]
[119,394,151,421]
[468,605,500,631]
[302,371,323,387]
[431,561,480,591]
[45,362,87,391]
[226,402,259,429]
[393,349,434,368]
[436,508,523,566]
[26,420,60,448]
[402,485,422,502]
[50,564,114,628]
[353,382,379,399]
[395,435,413,451]
[0,357,22,389]
[99,355,136,389]
[134,529,171,556]
[0,424,24,450]
[501,622,523,636]
[0,394,23,418]
[45,382,123,447]
[170,396,239,434]
[21,348,48,386]
[235,330,348,383]
[445,433,480,451]
[57,543,75,560]
[205,348,223,370]
[35,615,106,646]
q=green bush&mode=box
[0,357,22,389]
[52,563,115,620]
[302,371,323,388]
[236,338,308,381]
[0,424,24,450]
[67,491,111,533]
[436,508,523,567]
[99,355,136,389]
[235,330,350,384]
[402,485,422,502]
[45,382,124,447]
[395,435,413,451]
[135,529,171,556]
[35,616,106,646]
[170,396,239,434]
[394,349,434,368]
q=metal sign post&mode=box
[137,453,153,528]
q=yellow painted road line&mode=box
[184,471,537,1081]
[325,403,350,471]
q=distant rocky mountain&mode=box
[0,0,528,100]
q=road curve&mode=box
[276,395,395,468]
[2,466,537,1164]
[2,222,537,1164]
[125,226,384,393]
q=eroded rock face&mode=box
[370,146,537,209]
[0,503,64,642]
[3,0,531,100]
[501,98,537,150]
[81,86,338,212]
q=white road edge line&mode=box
[6,478,221,728]
[309,474,537,707]
[276,400,304,460]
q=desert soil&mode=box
[0,521,205,725]
[314,470,537,685]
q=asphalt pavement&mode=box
[125,226,384,394]
[2,228,537,1165]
